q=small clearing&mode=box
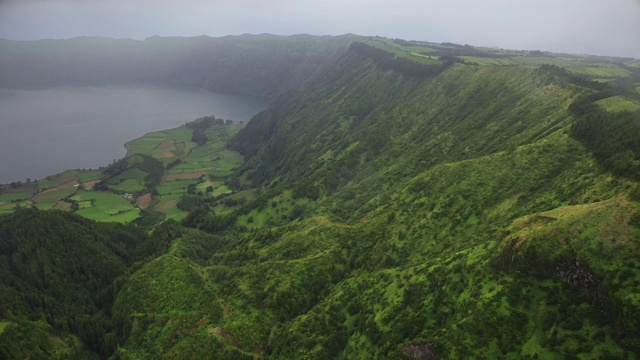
[0,322,10,335]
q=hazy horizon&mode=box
[0,0,639,59]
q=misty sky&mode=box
[0,0,638,58]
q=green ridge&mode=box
[1,35,640,358]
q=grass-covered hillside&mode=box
[1,36,640,358]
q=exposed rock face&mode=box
[402,342,437,360]
[555,258,596,288]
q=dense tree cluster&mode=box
[0,209,147,358]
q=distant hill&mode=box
[0,34,359,99]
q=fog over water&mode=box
[0,84,269,183]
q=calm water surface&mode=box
[0,84,269,183]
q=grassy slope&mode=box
[2,36,640,358]
[116,42,640,358]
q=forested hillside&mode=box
[2,36,640,359]
[0,209,147,358]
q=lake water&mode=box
[0,84,269,183]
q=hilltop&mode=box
[1,35,640,359]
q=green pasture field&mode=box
[0,192,32,214]
[71,190,135,218]
[37,177,67,190]
[107,168,147,192]
[459,55,631,79]
[513,56,579,67]
[167,164,211,174]
[150,143,180,160]
[77,207,141,223]
[36,169,84,190]
[595,96,640,112]
[108,178,145,193]
[0,191,32,202]
[156,180,199,196]
[569,64,631,78]
[165,125,245,175]
[33,202,56,210]
[165,128,196,153]
[459,56,519,66]
[125,131,168,157]
[364,36,631,81]
[108,167,147,183]
[77,200,93,209]
[185,149,220,165]
[32,186,77,204]
[76,170,102,183]
[156,206,187,221]
[362,38,445,65]
[0,200,32,213]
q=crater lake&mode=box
[0,84,269,184]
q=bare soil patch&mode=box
[136,193,152,209]
[158,139,175,148]
[83,180,101,190]
[163,151,175,158]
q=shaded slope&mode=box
[231,42,587,214]
[0,209,147,358]
[216,41,640,357]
